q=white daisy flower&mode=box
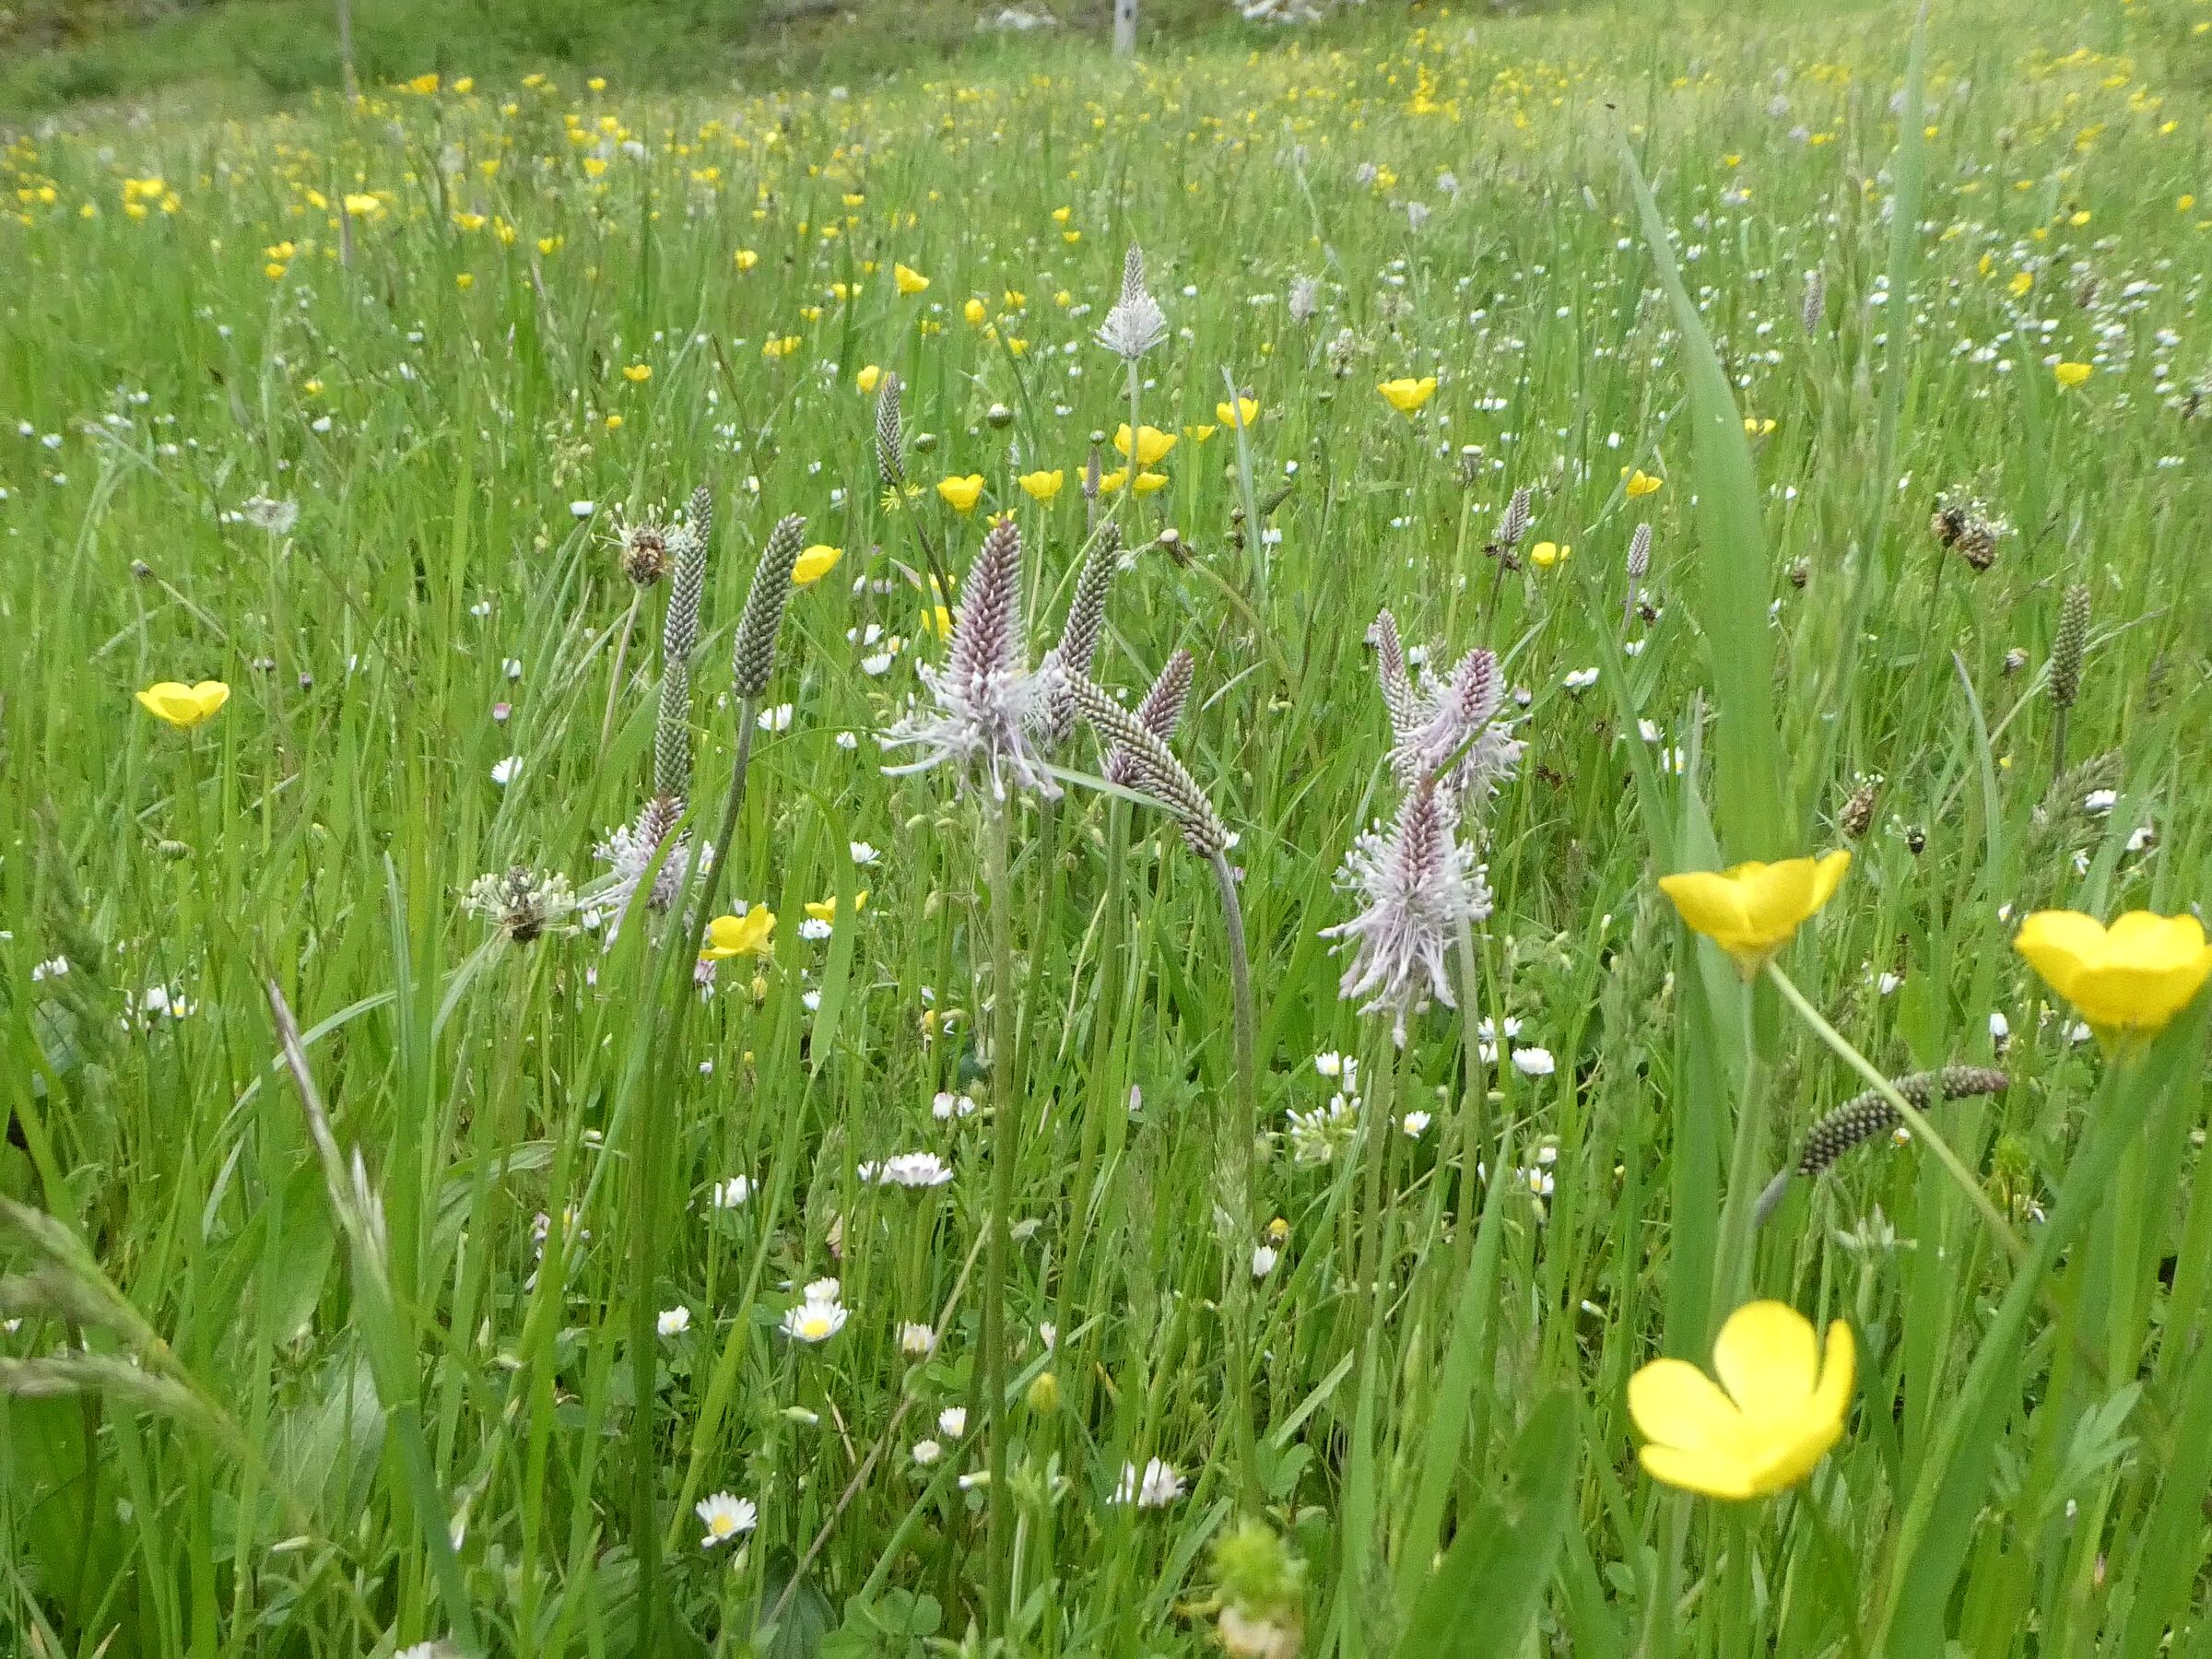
[695,1491,757,1548]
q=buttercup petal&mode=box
[1628,1357,1740,1453]
[2104,911,2209,971]
[2014,910,2108,1003]
[1639,1442,1758,1501]
[1657,871,1753,944]
[1712,1300,1820,1417]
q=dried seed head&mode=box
[653,500,714,800]
[1096,244,1170,362]
[616,518,674,586]
[1288,274,1321,324]
[1367,609,1420,742]
[1321,781,1492,1046]
[1497,487,1532,550]
[874,372,906,492]
[882,515,1058,801]
[1930,489,2006,571]
[1041,523,1123,747]
[464,865,577,944]
[1753,1066,2009,1223]
[1840,779,1880,841]
[2049,582,2089,712]
[1800,266,1826,335]
[1068,670,1230,856]
[1103,648,1194,786]
[1626,522,1652,581]
[732,514,806,698]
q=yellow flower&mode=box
[921,604,953,639]
[1623,467,1663,499]
[1530,541,1570,569]
[342,193,383,218]
[963,297,987,325]
[1131,470,1169,495]
[454,273,474,290]
[2053,361,2093,388]
[1378,376,1438,416]
[700,909,776,960]
[1217,395,1259,429]
[2008,270,2035,298]
[135,680,230,729]
[734,248,759,271]
[622,362,653,382]
[1743,417,1776,437]
[1629,1301,1854,1500]
[894,264,931,296]
[1098,467,1170,496]
[793,544,843,586]
[936,474,985,512]
[1018,469,1065,501]
[2014,911,2212,1050]
[1656,851,1852,979]
[805,890,868,923]
[1183,423,1218,441]
[1112,424,1178,465]
[407,72,440,95]
[856,363,882,394]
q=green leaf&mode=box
[1396,1391,1579,1657]
[1618,137,1786,860]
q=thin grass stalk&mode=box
[1451,917,1488,1253]
[598,591,641,754]
[1208,848,1265,1511]
[981,790,1019,1640]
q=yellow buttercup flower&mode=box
[856,363,882,394]
[922,604,952,639]
[1112,423,1178,465]
[1217,395,1258,429]
[1529,541,1570,569]
[2053,361,2093,388]
[805,890,868,923]
[894,263,931,296]
[135,680,230,730]
[1183,423,1218,441]
[963,297,988,325]
[793,545,843,587]
[1378,376,1437,416]
[700,909,776,960]
[936,474,985,513]
[1018,469,1065,501]
[734,248,759,271]
[1623,467,1663,498]
[2014,911,2212,1050]
[1629,1301,1854,1500]
[1099,467,1169,496]
[622,362,652,382]
[1657,851,1852,979]
[1744,417,1777,437]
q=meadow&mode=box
[5,0,2212,1652]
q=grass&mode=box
[0,0,1230,121]
[4,0,2212,1653]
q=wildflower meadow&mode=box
[5,0,2212,1651]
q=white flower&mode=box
[849,841,882,865]
[1251,1244,1280,1278]
[2084,788,2117,815]
[1038,1321,1057,1350]
[758,702,795,732]
[799,916,832,941]
[657,1305,691,1337]
[782,1281,848,1343]
[695,1492,758,1547]
[710,1175,752,1209]
[1113,1457,1184,1508]
[912,1439,943,1466]
[933,1090,977,1122]
[875,1152,954,1189]
[1563,666,1600,691]
[1877,971,1903,995]
[1400,1110,1432,1138]
[489,755,523,786]
[1288,1093,1361,1164]
[1511,1046,1556,1077]
[937,1406,969,1438]
[569,500,596,518]
[900,1322,938,1357]
[1313,1050,1349,1079]
[1988,1011,2010,1043]
[1476,1017,1523,1041]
